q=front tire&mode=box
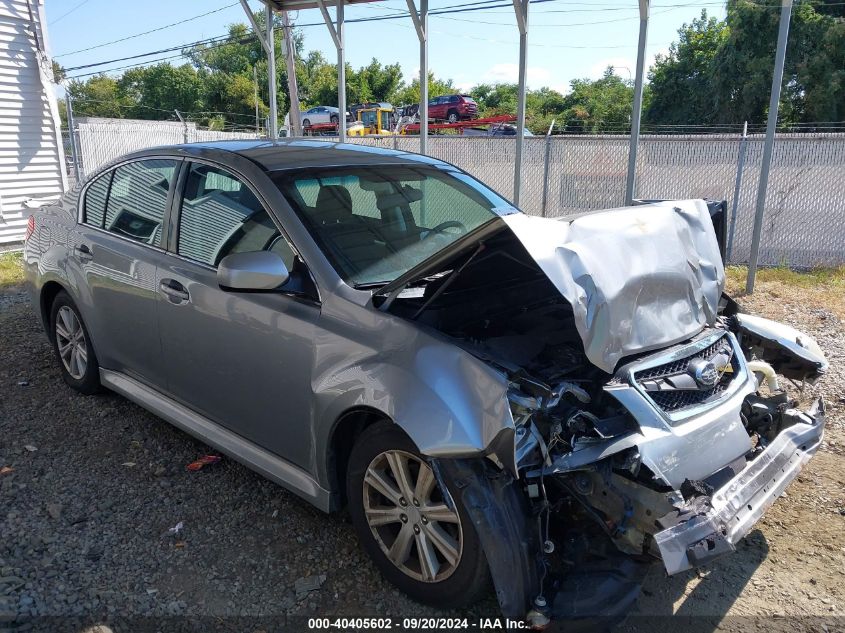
[447,110,459,123]
[347,422,489,608]
[330,114,339,124]
[50,291,101,394]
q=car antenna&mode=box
[410,242,486,321]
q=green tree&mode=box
[559,68,635,133]
[118,63,204,119]
[645,11,728,125]
[66,75,132,119]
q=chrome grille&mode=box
[633,334,738,414]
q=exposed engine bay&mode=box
[377,202,828,622]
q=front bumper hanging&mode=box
[654,398,825,575]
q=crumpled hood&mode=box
[503,200,725,373]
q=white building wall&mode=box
[0,0,65,244]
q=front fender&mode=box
[311,299,516,489]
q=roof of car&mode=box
[136,139,450,173]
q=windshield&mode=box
[272,165,514,287]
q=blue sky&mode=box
[45,0,727,98]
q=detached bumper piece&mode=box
[654,398,825,575]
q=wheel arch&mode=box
[39,280,67,340]
[326,405,401,511]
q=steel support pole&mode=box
[266,4,279,139]
[512,0,528,207]
[727,120,748,261]
[625,0,649,205]
[253,65,261,135]
[281,10,302,137]
[747,0,793,294]
[65,95,81,182]
[337,0,346,142]
[406,0,428,154]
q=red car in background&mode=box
[428,94,478,122]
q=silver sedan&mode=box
[23,140,828,623]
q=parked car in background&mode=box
[463,123,535,137]
[23,140,828,626]
[428,94,478,122]
[300,106,351,127]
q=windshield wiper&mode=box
[410,242,486,320]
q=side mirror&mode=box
[218,251,289,291]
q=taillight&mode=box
[24,216,35,241]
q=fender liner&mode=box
[436,458,541,620]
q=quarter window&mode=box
[83,171,111,228]
[177,163,295,269]
[104,159,176,247]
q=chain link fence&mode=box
[64,119,845,268]
[68,119,258,188]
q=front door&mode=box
[156,161,320,469]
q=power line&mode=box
[49,0,93,25]
[55,3,240,58]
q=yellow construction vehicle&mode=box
[348,106,396,136]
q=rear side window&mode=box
[83,172,111,228]
[105,159,177,247]
[177,163,295,269]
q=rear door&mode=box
[156,160,320,467]
[69,158,179,388]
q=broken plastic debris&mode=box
[17,380,29,387]
[168,521,184,535]
[0,466,13,476]
[121,462,136,467]
[186,455,222,472]
[294,574,326,597]
[24,445,37,452]
[175,541,187,549]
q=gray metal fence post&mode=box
[727,121,748,262]
[540,118,555,217]
[65,95,81,182]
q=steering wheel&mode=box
[422,220,468,239]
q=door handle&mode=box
[159,279,190,302]
[74,244,93,260]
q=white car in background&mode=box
[300,106,349,127]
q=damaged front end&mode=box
[440,315,827,626]
[376,200,828,624]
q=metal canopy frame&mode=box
[244,0,793,292]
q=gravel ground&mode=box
[1,274,843,632]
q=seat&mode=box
[312,184,392,279]
[314,185,354,224]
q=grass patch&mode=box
[726,264,845,290]
[0,251,24,288]
[726,264,845,320]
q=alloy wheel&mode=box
[55,306,88,380]
[363,450,463,583]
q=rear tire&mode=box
[302,118,311,128]
[347,421,489,609]
[447,110,459,123]
[49,291,101,395]
[330,114,339,124]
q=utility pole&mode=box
[281,10,301,136]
